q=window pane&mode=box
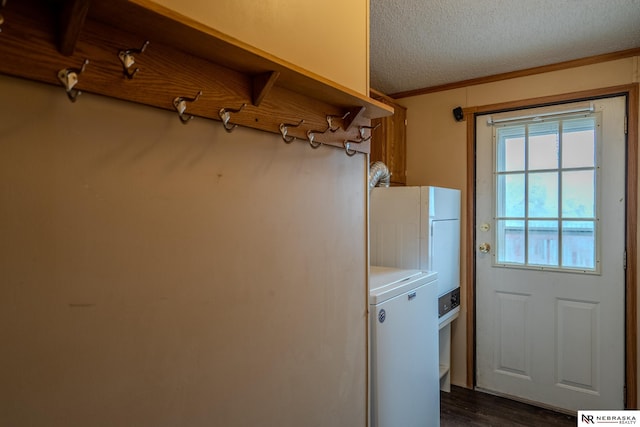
[562,220,595,269]
[562,170,595,218]
[497,126,525,172]
[497,220,524,264]
[497,174,525,217]
[492,114,599,273]
[562,118,595,168]
[528,172,558,217]
[529,122,559,170]
[528,220,559,266]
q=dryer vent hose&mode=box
[368,161,391,192]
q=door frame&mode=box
[464,84,639,408]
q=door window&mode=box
[493,115,600,273]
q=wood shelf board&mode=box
[89,0,393,120]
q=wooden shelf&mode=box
[0,0,393,153]
[439,307,460,330]
[439,309,459,393]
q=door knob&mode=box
[479,243,491,253]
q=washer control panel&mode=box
[438,287,460,317]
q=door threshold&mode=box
[474,386,577,417]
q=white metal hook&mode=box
[118,40,149,79]
[326,111,351,132]
[279,120,304,143]
[306,129,323,149]
[219,103,246,132]
[173,90,202,124]
[57,58,89,102]
[357,122,381,142]
[343,140,358,157]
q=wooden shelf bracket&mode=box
[58,0,90,55]
[251,71,279,107]
[344,106,366,130]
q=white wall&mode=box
[151,0,370,95]
[0,1,372,424]
[400,57,640,405]
[0,73,369,426]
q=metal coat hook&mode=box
[343,140,359,157]
[0,0,6,33]
[118,40,149,79]
[306,129,325,149]
[173,90,202,124]
[279,120,304,143]
[57,59,89,102]
[357,123,381,141]
[326,111,351,132]
[218,103,246,132]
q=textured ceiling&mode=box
[370,0,640,95]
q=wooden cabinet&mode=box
[370,91,407,185]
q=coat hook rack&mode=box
[57,58,89,102]
[118,40,149,79]
[173,90,202,124]
[218,103,246,132]
[279,120,305,143]
[326,112,351,132]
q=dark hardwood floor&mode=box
[441,386,577,427]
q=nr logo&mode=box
[581,414,595,424]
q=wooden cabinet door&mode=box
[370,97,407,185]
[388,104,406,184]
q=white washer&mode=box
[369,266,440,427]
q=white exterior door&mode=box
[475,97,627,411]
